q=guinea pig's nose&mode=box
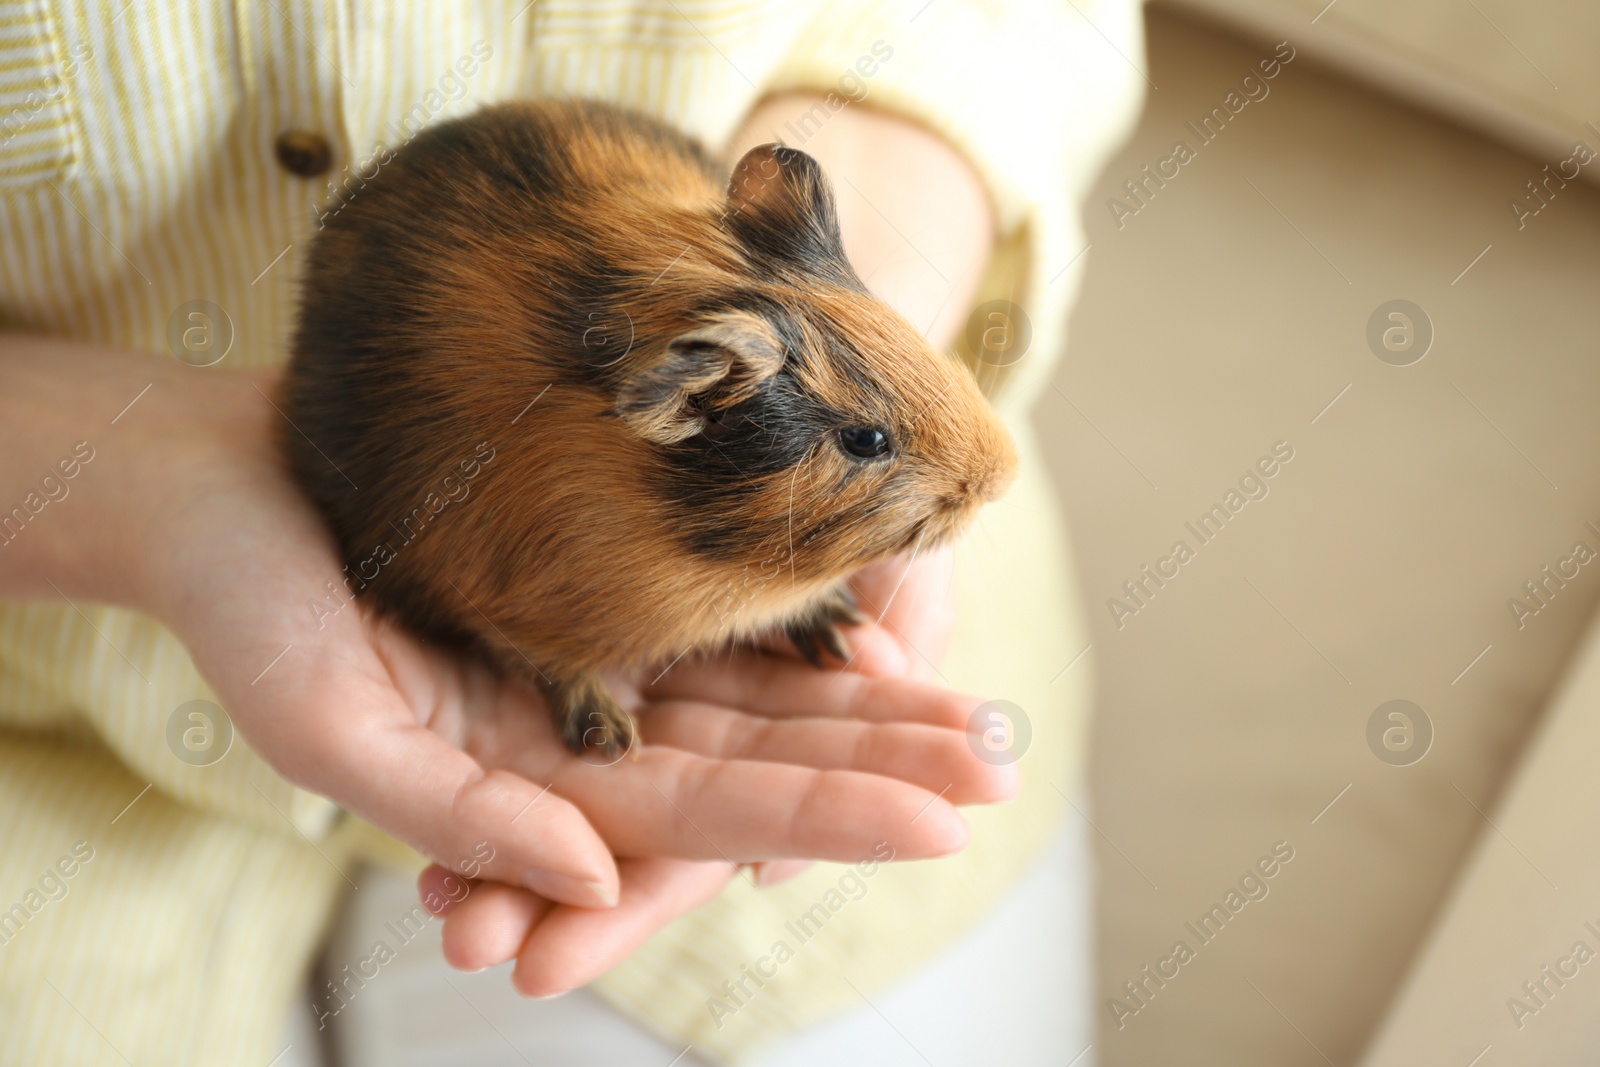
[964,459,1015,504]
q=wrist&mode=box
[0,334,265,616]
[113,363,287,630]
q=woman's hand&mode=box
[416,624,1008,995]
[418,551,980,997]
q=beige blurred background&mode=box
[1041,4,1600,1064]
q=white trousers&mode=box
[283,816,1095,1067]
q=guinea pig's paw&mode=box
[785,586,865,668]
[548,675,637,760]
[822,585,867,627]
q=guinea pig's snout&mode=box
[965,467,1006,503]
[947,452,1016,509]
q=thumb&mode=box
[849,546,956,680]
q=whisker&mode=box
[786,443,817,590]
[906,380,956,429]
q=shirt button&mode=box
[274,130,333,178]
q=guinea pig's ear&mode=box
[724,143,850,274]
[617,310,783,445]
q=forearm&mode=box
[0,335,259,612]
[726,92,995,350]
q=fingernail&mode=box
[530,989,570,1001]
[521,868,617,907]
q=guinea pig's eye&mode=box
[837,426,892,460]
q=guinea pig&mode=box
[281,99,1016,758]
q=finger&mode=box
[850,547,956,680]
[639,703,1019,804]
[550,747,970,862]
[418,864,472,917]
[340,721,619,907]
[751,859,813,887]
[852,546,954,630]
[837,623,914,677]
[512,858,735,998]
[645,651,977,730]
[306,625,622,908]
[437,879,554,973]
[274,659,617,906]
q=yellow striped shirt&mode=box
[0,1,1143,1062]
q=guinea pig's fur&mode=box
[282,99,1016,756]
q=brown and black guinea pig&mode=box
[281,98,1016,758]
